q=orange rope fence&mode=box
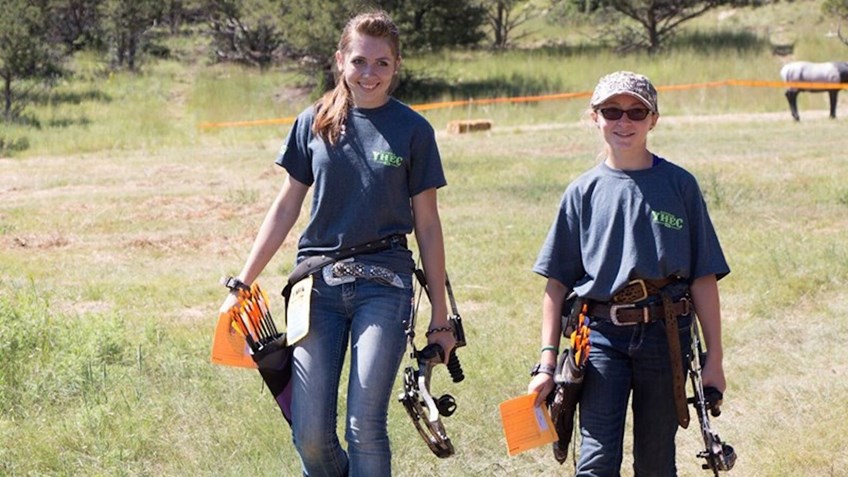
[197,79,848,130]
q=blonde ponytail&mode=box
[313,81,351,145]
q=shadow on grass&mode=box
[47,117,93,128]
[2,114,41,128]
[394,29,767,103]
[669,29,768,54]
[519,41,612,57]
[0,135,30,157]
[503,29,766,56]
[2,112,92,130]
[7,88,104,131]
[396,70,564,104]
[25,89,112,106]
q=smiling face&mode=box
[335,32,399,109]
[592,93,658,156]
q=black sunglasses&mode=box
[598,107,652,121]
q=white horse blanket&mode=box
[780,61,848,91]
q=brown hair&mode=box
[312,10,401,144]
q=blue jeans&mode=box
[290,273,412,477]
[576,314,693,477]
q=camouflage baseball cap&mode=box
[590,71,659,114]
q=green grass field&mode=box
[2,1,848,475]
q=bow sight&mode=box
[398,270,467,458]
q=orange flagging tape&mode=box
[657,79,848,91]
[199,116,299,129]
[197,79,848,130]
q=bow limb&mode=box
[418,368,441,424]
[398,343,456,458]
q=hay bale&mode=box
[446,119,493,134]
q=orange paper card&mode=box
[210,311,256,368]
[499,393,558,456]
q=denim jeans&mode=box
[576,314,693,477]
[290,272,412,477]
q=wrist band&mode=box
[530,362,556,377]
[425,326,453,338]
[540,345,559,354]
[222,276,249,292]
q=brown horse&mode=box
[780,61,848,121]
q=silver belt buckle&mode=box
[608,303,650,326]
[680,297,692,316]
[322,258,355,286]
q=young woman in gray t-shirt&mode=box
[219,11,454,476]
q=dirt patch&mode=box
[125,233,207,252]
[136,195,233,222]
[53,299,113,317]
[7,234,72,249]
[274,85,312,106]
[171,305,213,325]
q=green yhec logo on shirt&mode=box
[372,150,404,167]
[652,210,684,230]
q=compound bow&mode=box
[398,269,466,458]
[687,319,737,475]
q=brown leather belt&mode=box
[587,297,691,326]
[612,278,675,303]
[662,291,691,428]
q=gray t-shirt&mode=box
[276,98,446,272]
[533,156,729,301]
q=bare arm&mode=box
[690,274,726,393]
[219,175,309,312]
[412,187,455,361]
[528,277,568,407]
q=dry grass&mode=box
[3,0,848,473]
[2,107,848,476]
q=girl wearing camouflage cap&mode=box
[528,71,729,475]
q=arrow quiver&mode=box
[549,293,590,465]
[219,280,294,424]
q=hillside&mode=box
[2,0,847,158]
